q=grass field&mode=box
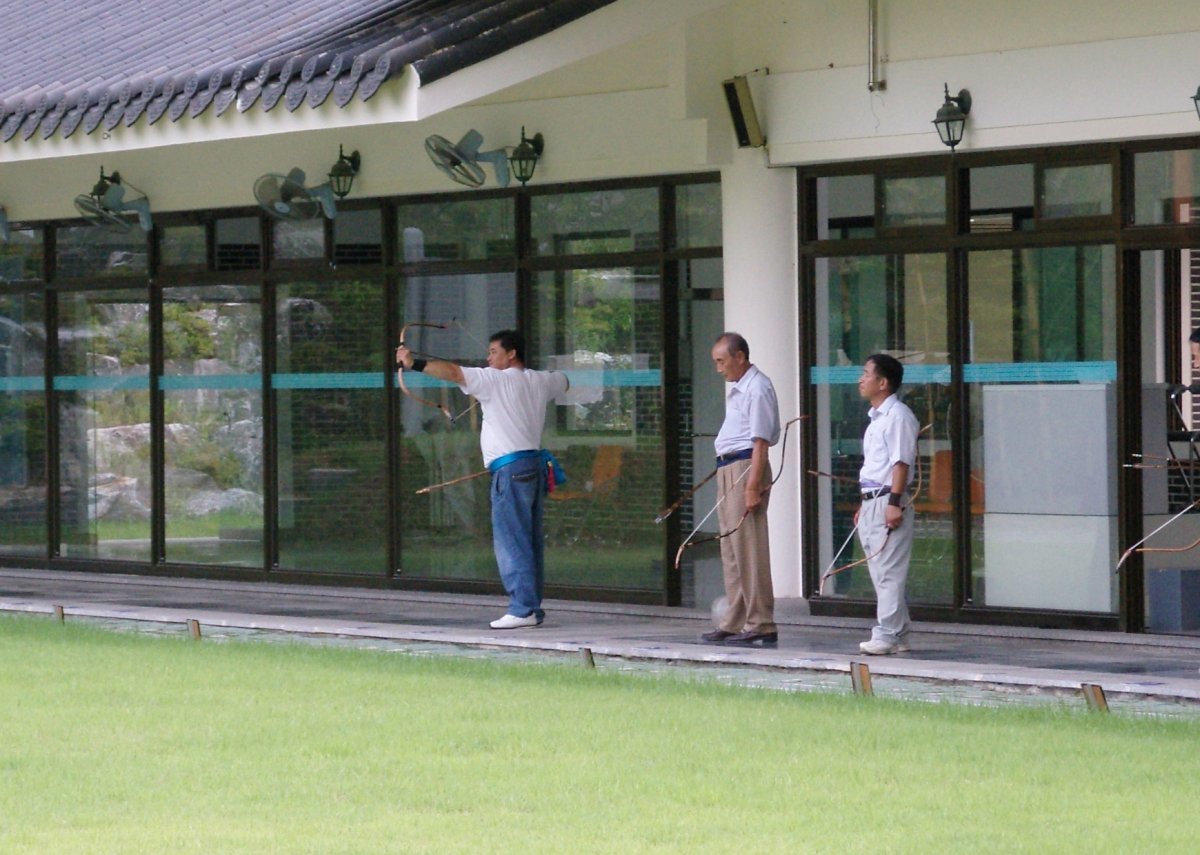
[2,614,1198,853]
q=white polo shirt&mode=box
[459,366,569,466]
[714,364,781,457]
[859,393,919,489]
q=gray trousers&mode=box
[857,495,913,644]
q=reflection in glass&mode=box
[396,273,516,581]
[532,267,664,592]
[675,182,722,248]
[1042,164,1111,218]
[0,291,47,556]
[813,254,952,605]
[530,188,659,256]
[0,228,44,281]
[967,246,1117,612]
[882,176,945,229]
[274,217,325,260]
[275,280,386,574]
[397,198,514,261]
[56,226,148,279]
[160,225,207,267]
[1133,149,1200,225]
[56,288,151,560]
[161,285,262,566]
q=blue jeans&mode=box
[490,456,545,619]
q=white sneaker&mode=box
[490,614,539,630]
[859,638,910,655]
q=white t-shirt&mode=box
[459,366,569,466]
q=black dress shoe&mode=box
[701,629,735,644]
[724,630,778,647]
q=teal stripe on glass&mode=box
[399,369,664,389]
[0,377,43,392]
[53,375,150,392]
[272,372,384,389]
[963,361,1116,383]
[159,374,260,391]
[809,366,860,385]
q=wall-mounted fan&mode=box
[73,168,153,232]
[253,168,338,220]
[425,130,510,188]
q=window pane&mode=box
[811,254,952,605]
[1041,164,1111,218]
[56,287,151,560]
[675,182,722,247]
[0,227,44,281]
[530,188,659,256]
[215,217,261,271]
[0,291,47,556]
[816,175,875,239]
[969,164,1034,232]
[161,284,263,566]
[333,208,383,265]
[532,266,665,592]
[967,246,1117,613]
[56,225,148,279]
[397,198,514,261]
[160,225,207,267]
[275,279,386,574]
[273,217,325,261]
[397,272,516,581]
[882,175,945,228]
[1133,149,1200,225]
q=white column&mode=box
[720,149,801,597]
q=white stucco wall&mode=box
[721,147,800,596]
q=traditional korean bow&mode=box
[397,320,479,423]
[670,415,807,571]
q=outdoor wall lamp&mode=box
[1193,85,1200,121]
[933,83,972,151]
[508,127,544,185]
[327,146,361,199]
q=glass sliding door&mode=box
[160,284,263,566]
[812,253,952,605]
[56,287,151,560]
[0,290,47,556]
[274,279,386,574]
[394,272,516,582]
[966,246,1117,612]
[531,266,665,593]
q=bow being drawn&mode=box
[397,320,479,423]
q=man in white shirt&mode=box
[856,353,919,655]
[701,332,781,647]
[397,330,568,629]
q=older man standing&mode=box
[701,332,781,647]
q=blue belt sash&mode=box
[487,449,568,492]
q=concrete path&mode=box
[3,568,1200,712]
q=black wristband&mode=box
[409,358,427,373]
[887,492,902,507]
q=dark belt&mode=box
[716,448,754,467]
[861,487,891,500]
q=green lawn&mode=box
[1,614,1197,853]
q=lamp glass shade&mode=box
[933,104,966,149]
[510,143,538,184]
[328,162,355,198]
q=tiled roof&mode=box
[0,0,615,144]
